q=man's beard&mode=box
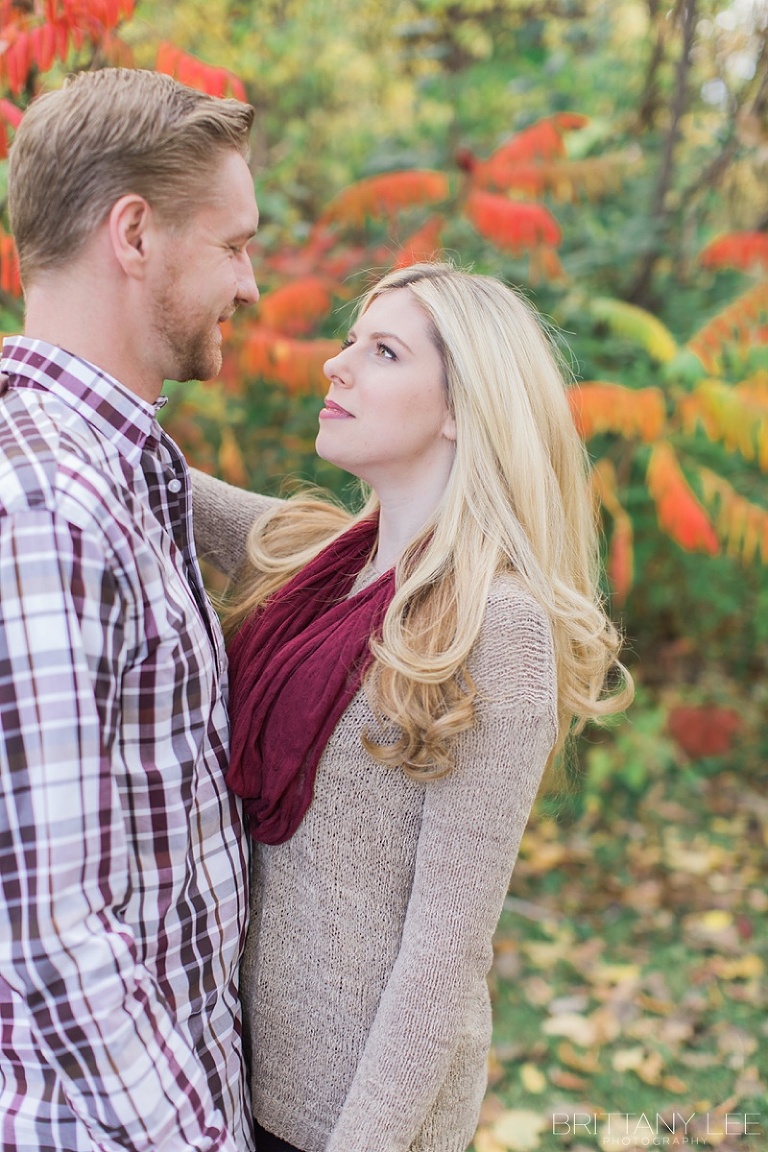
[152,270,226,383]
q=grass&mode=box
[470,752,767,1152]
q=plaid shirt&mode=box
[0,339,253,1152]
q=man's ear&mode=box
[108,194,153,279]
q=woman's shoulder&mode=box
[485,571,552,641]
[470,572,557,713]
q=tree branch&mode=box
[628,0,699,306]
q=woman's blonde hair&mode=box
[225,261,632,780]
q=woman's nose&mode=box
[323,354,349,385]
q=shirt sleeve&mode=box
[0,509,239,1152]
[325,588,558,1151]
[190,469,281,578]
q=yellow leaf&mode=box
[683,909,739,949]
[519,842,567,872]
[590,962,642,985]
[487,1046,505,1086]
[664,845,724,875]
[557,1040,601,1073]
[662,1074,689,1093]
[492,1110,546,1152]
[549,1068,589,1091]
[474,1129,508,1152]
[588,1004,622,1044]
[612,1046,645,1072]
[703,910,733,930]
[713,954,764,981]
[520,1063,547,1094]
[521,940,573,967]
[592,297,678,362]
[542,1011,597,1047]
[636,1048,665,1085]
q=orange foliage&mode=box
[473,154,631,202]
[0,97,21,158]
[569,382,665,442]
[606,517,634,607]
[457,113,598,202]
[687,282,768,374]
[218,426,248,487]
[0,0,135,93]
[155,42,247,101]
[699,232,768,275]
[319,171,450,226]
[258,277,336,338]
[0,228,21,296]
[241,328,339,395]
[460,113,589,190]
[698,465,768,563]
[667,705,741,758]
[0,97,22,128]
[679,378,768,470]
[262,227,341,278]
[0,0,134,93]
[464,190,561,252]
[646,443,719,555]
[261,225,386,284]
[591,458,634,605]
[393,216,444,268]
[528,245,566,284]
[737,371,768,407]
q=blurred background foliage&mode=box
[139,0,768,751]
[0,0,765,772]
[1,1,766,1142]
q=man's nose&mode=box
[237,256,259,306]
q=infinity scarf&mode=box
[226,516,395,844]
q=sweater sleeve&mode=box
[325,582,558,1152]
[190,469,281,578]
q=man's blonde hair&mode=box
[9,68,255,286]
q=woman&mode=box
[192,262,632,1152]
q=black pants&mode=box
[254,1120,305,1152]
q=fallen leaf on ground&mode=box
[519,1063,547,1094]
[557,1040,601,1073]
[542,1011,597,1047]
[711,953,764,980]
[492,1109,546,1151]
[549,1068,590,1091]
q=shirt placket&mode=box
[140,432,223,671]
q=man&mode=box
[0,69,260,1151]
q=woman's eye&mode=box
[377,342,396,361]
[340,337,353,350]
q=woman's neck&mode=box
[371,470,451,572]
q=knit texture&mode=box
[192,471,558,1152]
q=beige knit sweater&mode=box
[191,470,558,1152]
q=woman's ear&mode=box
[442,411,457,443]
[108,194,153,279]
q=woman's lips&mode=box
[319,397,354,419]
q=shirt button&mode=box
[167,478,182,494]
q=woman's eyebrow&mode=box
[368,330,414,354]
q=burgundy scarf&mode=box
[226,516,395,844]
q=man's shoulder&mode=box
[0,386,126,522]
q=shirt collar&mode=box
[1,336,168,467]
